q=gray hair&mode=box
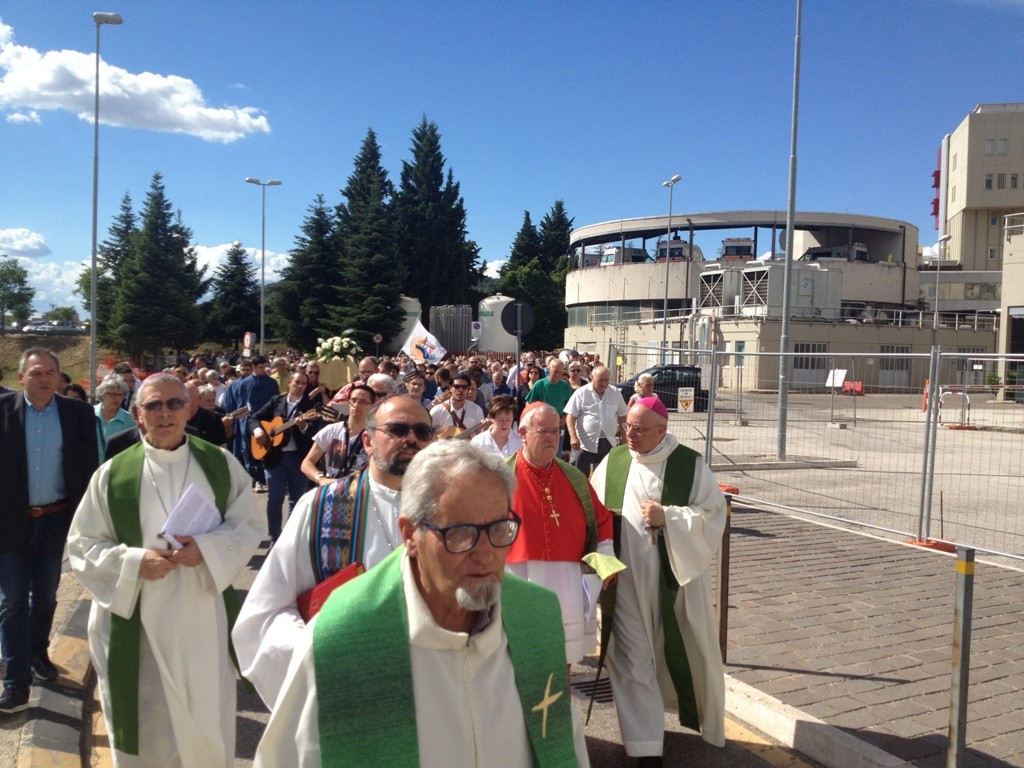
[635,373,654,392]
[400,441,515,527]
[137,372,189,402]
[96,373,129,398]
[366,373,396,394]
[197,384,216,398]
[19,347,60,373]
[519,402,558,430]
[204,369,221,383]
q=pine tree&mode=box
[330,129,404,349]
[504,211,541,273]
[537,200,574,274]
[271,195,342,350]
[75,193,137,346]
[394,117,481,320]
[205,241,260,347]
[107,173,205,360]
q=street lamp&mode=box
[244,177,282,354]
[89,10,122,400]
[661,174,681,362]
[933,234,952,331]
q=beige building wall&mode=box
[944,104,1024,271]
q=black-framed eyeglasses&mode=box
[419,511,521,554]
[374,422,435,442]
[140,398,187,413]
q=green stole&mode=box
[602,443,702,733]
[506,453,598,555]
[105,436,243,755]
[313,549,577,767]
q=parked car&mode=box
[615,364,708,412]
[19,321,50,334]
[34,320,87,335]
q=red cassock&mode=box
[507,455,613,564]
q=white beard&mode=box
[456,580,502,611]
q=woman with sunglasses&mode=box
[301,385,376,485]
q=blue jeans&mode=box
[0,508,72,687]
[264,452,308,540]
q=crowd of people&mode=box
[0,343,727,768]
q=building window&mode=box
[998,173,1007,189]
[985,174,994,189]
[735,341,745,368]
[952,153,958,170]
[1012,174,1019,189]
[989,248,998,260]
[952,185,957,201]
[985,139,995,156]
[794,342,827,371]
[998,139,1008,155]
[991,215,999,226]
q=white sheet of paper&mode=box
[159,483,221,550]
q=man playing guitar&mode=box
[429,371,484,437]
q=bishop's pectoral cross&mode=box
[542,486,560,526]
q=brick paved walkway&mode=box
[722,505,1024,767]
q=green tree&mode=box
[394,117,482,320]
[537,200,574,273]
[205,241,260,347]
[505,211,541,272]
[271,195,342,351]
[47,306,78,322]
[497,257,565,351]
[330,129,404,349]
[108,173,206,360]
[0,256,34,334]
[75,193,137,347]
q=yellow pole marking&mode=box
[956,560,974,576]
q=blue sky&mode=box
[2,0,1024,318]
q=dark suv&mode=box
[615,364,707,412]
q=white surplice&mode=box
[254,553,590,768]
[231,473,402,707]
[590,433,727,754]
[67,440,261,768]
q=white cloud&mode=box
[6,108,38,123]
[484,259,505,278]
[20,257,86,315]
[0,21,270,143]
[0,227,52,257]
[197,243,288,283]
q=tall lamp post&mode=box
[661,174,682,362]
[244,177,282,354]
[89,11,122,399]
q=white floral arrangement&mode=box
[314,331,362,362]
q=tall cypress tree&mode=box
[394,117,480,321]
[330,129,404,348]
[271,195,341,350]
[537,200,574,274]
[205,241,260,347]
[505,211,541,272]
[107,173,205,360]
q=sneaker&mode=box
[0,684,30,714]
[253,483,267,494]
[32,653,59,681]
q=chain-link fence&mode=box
[610,343,1024,562]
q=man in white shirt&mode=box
[232,395,435,707]
[254,441,589,767]
[430,371,484,437]
[564,366,628,476]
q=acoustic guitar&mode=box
[251,404,339,461]
[437,418,493,441]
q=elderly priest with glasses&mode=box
[67,373,262,767]
[255,440,589,767]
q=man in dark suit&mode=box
[0,348,100,714]
[248,371,321,543]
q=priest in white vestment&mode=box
[590,397,727,765]
[255,441,589,767]
[232,395,435,707]
[67,374,261,768]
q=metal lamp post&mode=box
[934,234,952,331]
[244,177,282,354]
[89,11,122,399]
[661,174,681,362]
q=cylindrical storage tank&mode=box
[477,294,519,354]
